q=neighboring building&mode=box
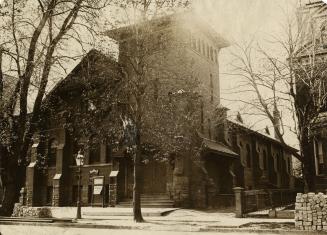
[295,1,327,191]
[23,12,296,209]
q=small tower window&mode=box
[202,41,205,55]
[210,74,214,102]
[210,47,213,61]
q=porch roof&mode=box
[201,138,239,159]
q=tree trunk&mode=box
[133,147,144,222]
[0,155,21,216]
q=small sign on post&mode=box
[91,176,104,207]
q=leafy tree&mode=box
[0,0,110,215]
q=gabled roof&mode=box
[197,132,238,158]
[201,137,239,158]
[44,49,121,102]
[226,118,298,154]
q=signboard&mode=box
[91,175,105,207]
[93,176,104,195]
[93,185,103,195]
[109,171,119,177]
[94,177,104,185]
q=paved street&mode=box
[0,225,293,235]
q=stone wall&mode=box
[295,192,327,231]
[12,203,52,218]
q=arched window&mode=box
[214,50,218,63]
[89,135,100,164]
[210,74,214,102]
[262,150,267,170]
[207,118,212,139]
[246,144,251,168]
[48,139,58,167]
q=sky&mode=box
[2,0,325,147]
[191,0,310,147]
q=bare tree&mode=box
[0,0,110,215]
[229,2,327,192]
[103,0,199,222]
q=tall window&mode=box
[246,144,251,168]
[89,135,101,164]
[202,40,205,55]
[210,47,213,61]
[48,139,57,167]
[214,50,218,63]
[276,154,281,172]
[263,150,267,170]
[210,74,214,102]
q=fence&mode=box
[233,187,297,217]
[211,194,235,209]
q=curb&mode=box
[2,221,327,234]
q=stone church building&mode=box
[21,13,297,209]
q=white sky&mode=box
[191,0,313,147]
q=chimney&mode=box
[273,106,281,140]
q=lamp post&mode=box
[75,150,85,219]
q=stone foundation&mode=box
[12,203,52,218]
[295,192,327,231]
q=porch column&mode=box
[109,171,119,207]
[52,175,61,206]
[26,162,36,207]
[233,187,244,218]
[52,144,64,206]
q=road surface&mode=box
[0,224,289,235]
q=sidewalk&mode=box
[54,208,296,232]
[0,208,302,233]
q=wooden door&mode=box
[142,160,167,194]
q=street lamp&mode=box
[75,150,85,219]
